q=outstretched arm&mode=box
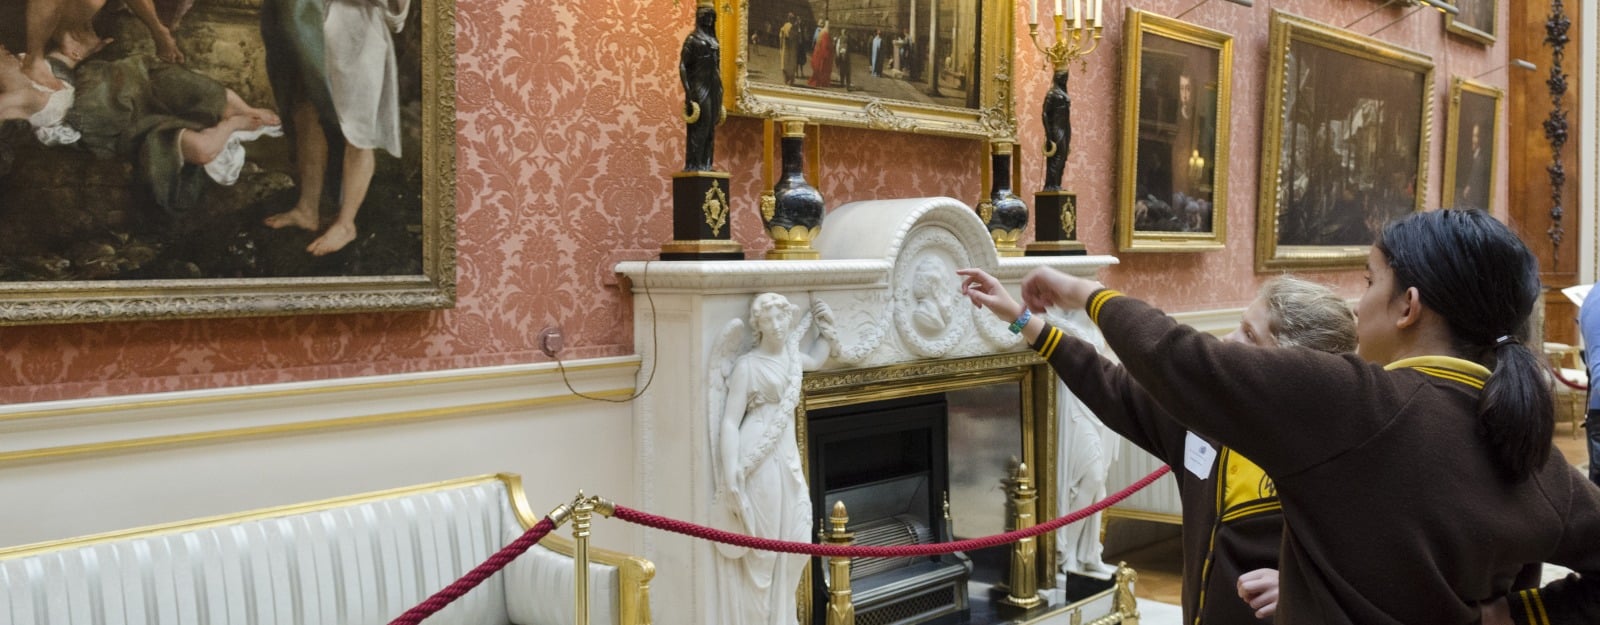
[123,0,183,63]
[1009,266,1393,478]
[959,268,1187,464]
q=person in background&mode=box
[1579,285,1600,488]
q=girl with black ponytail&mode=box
[959,208,1600,624]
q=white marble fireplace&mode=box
[615,197,1119,625]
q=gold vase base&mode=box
[765,247,820,260]
[766,225,821,260]
[1025,240,1088,256]
[992,229,1025,258]
[660,240,745,261]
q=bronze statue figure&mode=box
[681,5,723,171]
[1041,69,1071,190]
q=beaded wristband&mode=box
[1008,309,1032,334]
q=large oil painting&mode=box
[726,0,1014,138]
[0,0,455,324]
[1255,11,1432,271]
[1116,9,1232,252]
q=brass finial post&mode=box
[572,492,595,625]
[999,462,1043,611]
[825,501,856,625]
[1113,562,1141,624]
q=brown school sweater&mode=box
[1082,289,1600,625]
[1031,324,1280,624]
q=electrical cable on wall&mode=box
[552,260,659,403]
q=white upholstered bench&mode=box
[0,474,653,625]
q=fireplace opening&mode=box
[808,394,971,625]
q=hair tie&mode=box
[1493,335,1519,348]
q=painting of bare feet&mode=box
[0,0,455,324]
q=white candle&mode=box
[1054,0,1063,18]
[1093,0,1102,25]
[1032,0,1039,25]
[1074,0,1083,28]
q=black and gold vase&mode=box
[979,139,1028,257]
[764,117,823,260]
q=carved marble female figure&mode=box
[1041,70,1071,190]
[680,2,722,171]
[707,293,835,625]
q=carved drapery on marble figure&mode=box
[1024,2,1099,256]
[663,0,742,260]
[1052,313,1119,585]
[707,293,836,625]
[979,139,1029,257]
[763,117,825,260]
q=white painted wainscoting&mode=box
[0,356,643,552]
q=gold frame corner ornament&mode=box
[0,0,458,325]
[1114,8,1234,254]
[720,0,1016,139]
[1441,77,1504,212]
[1254,10,1434,272]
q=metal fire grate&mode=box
[857,586,960,625]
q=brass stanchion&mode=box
[572,492,595,625]
[1113,563,1140,624]
[999,462,1043,612]
[824,501,856,625]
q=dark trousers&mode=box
[1587,408,1600,487]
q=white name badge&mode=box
[1184,431,1218,479]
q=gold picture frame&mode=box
[1115,9,1233,252]
[1442,78,1503,212]
[1445,0,1496,45]
[720,0,1015,139]
[0,0,456,325]
[1255,11,1433,271]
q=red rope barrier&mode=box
[1551,363,1589,391]
[389,517,556,625]
[389,465,1171,623]
[613,465,1171,558]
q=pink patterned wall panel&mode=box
[0,0,1508,403]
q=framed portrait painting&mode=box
[0,0,456,324]
[721,0,1014,138]
[1446,0,1497,44]
[1116,9,1233,252]
[1442,78,1502,212]
[1255,11,1433,271]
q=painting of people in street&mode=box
[742,0,984,112]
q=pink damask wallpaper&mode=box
[0,0,1507,403]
